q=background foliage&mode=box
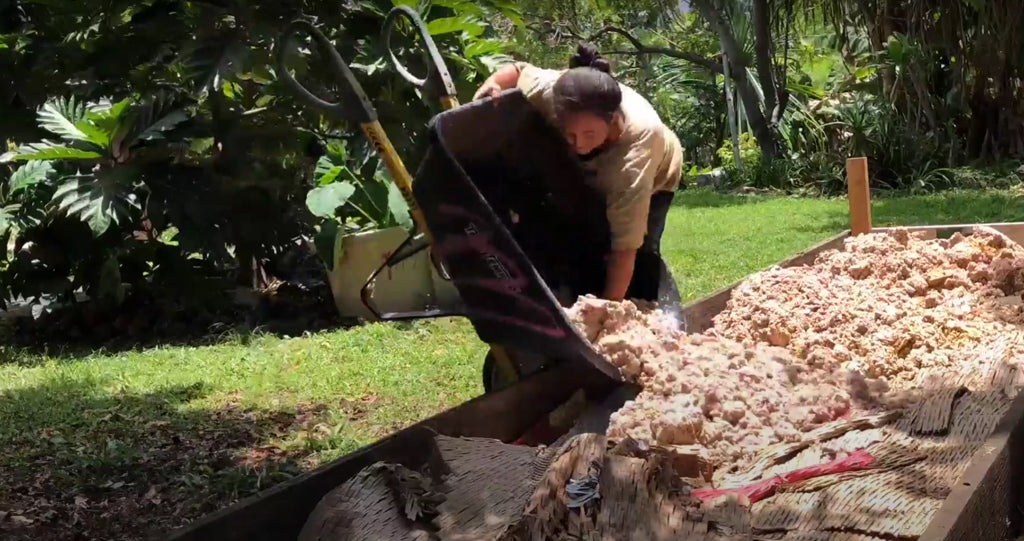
[0,0,517,322]
[2,0,1023,324]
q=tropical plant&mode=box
[2,95,188,236]
[0,0,520,322]
[305,140,413,269]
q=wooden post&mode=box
[847,157,872,235]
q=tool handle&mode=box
[358,121,430,238]
[277,19,378,124]
[382,5,459,109]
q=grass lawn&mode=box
[2,187,1023,539]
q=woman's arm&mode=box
[600,128,665,302]
[472,63,521,100]
[604,249,637,301]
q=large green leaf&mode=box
[81,98,133,149]
[306,182,357,218]
[136,109,188,142]
[5,142,104,162]
[313,220,340,270]
[0,204,14,238]
[37,97,88,141]
[464,39,504,59]
[315,143,358,186]
[386,180,412,230]
[315,156,348,186]
[50,170,138,236]
[75,121,116,148]
[477,54,514,72]
[426,15,486,37]
[8,160,54,195]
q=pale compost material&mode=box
[566,227,1024,469]
[566,298,901,468]
[713,227,1024,384]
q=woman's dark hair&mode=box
[554,44,621,121]
[569,43,612,74]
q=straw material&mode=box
[719,412,902,488]
[298,332,1023,541]
[770,532,891,541]
[517,433,607,541]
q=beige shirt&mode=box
[514,62,683,251]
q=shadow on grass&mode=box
[0,378,359,541]
[0,277,363,365]
[0,309,360,367]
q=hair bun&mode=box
[569,43,612,74]
[589,57,612,74]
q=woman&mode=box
[473,45,684,303]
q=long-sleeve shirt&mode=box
[514,62,684,251]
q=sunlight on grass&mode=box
[0,319,484,458]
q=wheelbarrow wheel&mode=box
[481,351,518,393]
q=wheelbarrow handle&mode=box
[276,18,430,239]
[276,19,377,124]
[382,5,460,110]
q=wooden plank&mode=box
[917,391,1024,541]
[847,157,872,235]
[165,361,617,541]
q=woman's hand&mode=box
[472,63,521,101]
[472,81,503,101]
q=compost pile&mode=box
[712,227,1024,384]
[301,227,1024,541]
[566,297,906,468]
[566,227,1024,473]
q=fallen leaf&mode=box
[75,495,88,508]
[0,510,8,521]
[11,515,34,525]
[145,420,171,430]
[144,486,159,501]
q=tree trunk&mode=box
[722,50,742,169]
[907,65,937,131]
[751,0,778,123]
[691,0,783,159]
[855,0,895,98]
[732,67,783,159]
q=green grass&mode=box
[2,186,1023,539]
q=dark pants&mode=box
[627,190,682,306]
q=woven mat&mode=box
[751,381,1016,539]
[298,463,437,541]
[433,435,554,540]
[297,336,1022,541]
[757,532,892,541]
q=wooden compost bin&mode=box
[679,223,1024,541]
[165,159,1024,540]
[164,222,1024,541]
